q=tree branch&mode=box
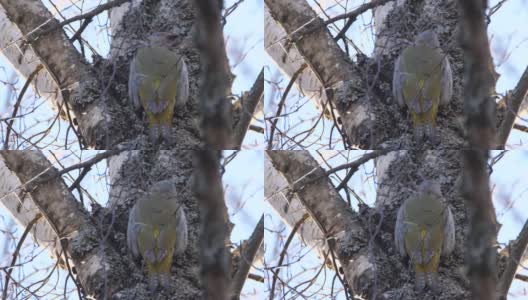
[460,1,499,297]
[327,0,392,41]
[269,214,309,300]
[194,1,233,296]
[33,0,130,40]
[333,150,388,190]
[57,149,121,176]
[497,218,528,299]
[231,215,264,300]
[496,65,528,148]
[265,0,352,86]
[0,150,125,297]
[266,150,374,297]
[459,0,497,149]
[2,214,43,300]
[0,0,109,148]
[194,150,231,300]
[233,68,264,149]
[3,65,43,150]
[267,64,307,150]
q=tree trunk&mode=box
[265,149,472,299]
[0,150,203,299]
[264,0,474,149]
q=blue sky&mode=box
[265,0,528,149]
[264,150,528,299]
[0,0,264,149]
[0,150,264,299]
[0,0,265,296]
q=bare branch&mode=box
[498,218,528,299]
[0,0,109,148]
[269,214,309,300]
[231,215,264,300]
[57,149,121,176]
[326,0,392,41]
[2,214,43,300]
[267,64,307,150]
[3,65,43,150]
[290,150,388,191]
[496,65,528,148]
[0,150,125,297]
[33,0,130,40]
[233,68,264,149]
[333,150,388,190]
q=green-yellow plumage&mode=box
[127,180,188,291]
[395,180,455,292]
[129,43,189,144]
[393,30,453,142]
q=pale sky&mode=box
[264,0,528,150]
[0,0,265,149]
[0,150,264,299]
[264,150,528,299]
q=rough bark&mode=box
[264,6,329,118]
[0,0,217,150]
[459,1,499,299]
[264,156,330,262]
[233,69,264,149]
[0,151,126,298]
[0,150,206,299]
[266,151,374,298]
[266,150,472,299]
[264,0,482,149]
[0,0,109,148]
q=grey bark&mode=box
[0,0,209,150]
[0,150,205,299]
[264,0,498,149]
[266,149,472,299]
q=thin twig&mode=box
[329,0,393,41]
[497,218,528,299]
[291,150,388,192]
[267,64,307,150]
[2,214,42,300]
[496,65,528,148]
[56,149,121,176]
[231,215,264,300]
[69,18,93,43]
[269,214,309,300]
[29,0,130,41]
[3,65,43,150]
[233,68,264,149]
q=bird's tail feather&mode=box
[149,124,160,144]
[161,124,172,144]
